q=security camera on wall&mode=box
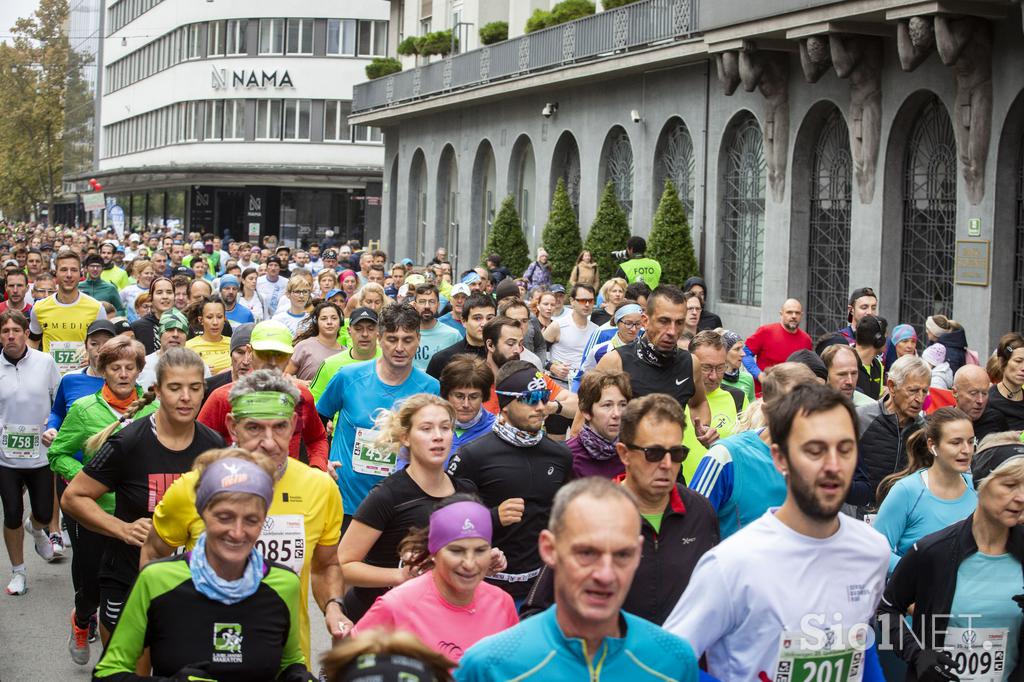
[630,109,642,123]
[541,102,558,118]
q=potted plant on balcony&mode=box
[479,21,509,45]
[365,57,402,80]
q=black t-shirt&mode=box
[974,405,1009,443]
[204,370,233,407]
[425,338,486,379]
[590,308,612,327]
[447,431,572,599]
[86,416,225,585]
[988,385,1024,430]
[131,313,161,355]
[616,340,696,407]
[345,469,476,620]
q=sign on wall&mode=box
[211,65,294,90]
[954,240,990,287]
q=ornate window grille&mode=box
[1014,136,1024,332]
[900,97,957,327]
[656,120,695,218]
[806,109,852,339]
[605,131,634,218]
[556,137,582,217]
[720,115,766,306]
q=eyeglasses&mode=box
[626,443,689,463]
[496,388,551,405]
[701,364,729,375]
[618,320,642,329]
[574,297,595,304]
[291,289,311,296]
[33,288,55,296]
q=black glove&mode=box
[169,661,217,682]
[915,649,960,682]
[1012,593,1024,614]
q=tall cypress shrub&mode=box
[482,195,530,277]
[541,178,583,284]
[648,179,699,286]
[584,182,632,282]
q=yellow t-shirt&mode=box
[152,459,343,667]
[185,336,231,374]
[682,387,749,484]
[29,292,104,372]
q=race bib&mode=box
[3,424,41,459]
[774,632,865,682]
[50,341,83,374]
[255,514,306,575]
[944,627,1008,682]
[351,428,396,477]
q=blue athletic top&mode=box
[454,605,699,682]
[47,368,105,431]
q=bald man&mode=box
[741,298,813,395]
[953,364,1007,442]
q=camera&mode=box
[541,102,558,118]
[611,249,628,262]
[630,109,641,123]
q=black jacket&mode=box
[936,328,969,376]
[848,398,924,508]
[879,515,1024,681]
[682,276,723,331]
[519,483,719,624]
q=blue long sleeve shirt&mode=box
[47,369,105,431]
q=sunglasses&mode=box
[496,388,551,405]
[626,443,689,463]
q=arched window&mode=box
[655,119,695,218]
[1014,135,1024,331]
[550,132,581,217]
[510,137,536,234]
[900,97,956,324]
[601,128,634,218]
[806,109,853,338]
[437,146,459,261]
[471,141,497,261]
[409,150,428,263]
[720,114,765,306]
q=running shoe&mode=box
[27,525,54,562]
[5,571,26,595]
[88,613,98,643]
[68,610,90,665]
[50,532,66,561]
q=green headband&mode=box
[229,391,297,421]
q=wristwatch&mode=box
[326,596,346,612]
[554,399,563,415]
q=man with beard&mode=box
[411,283,461,371]
[741,298,812,395]
[665,383,889,682]
[426,293,496,379]
[218,274,254,324]
[480,316,576,419]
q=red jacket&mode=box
[197,378,329,472]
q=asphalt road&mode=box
[0,518,333,681]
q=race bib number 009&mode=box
[3,425,41,459]
[255,514,305,576]
[774,633,864,682]
[352,428,396,477]
[944,627,1007,682]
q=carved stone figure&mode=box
[800,35,832,83]
[716,51,741,95]
[739,50,789,202]
[897,16,935,72]
[936,15,993,205]
[831,34,882,204]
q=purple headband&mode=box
[194,457,274,513]
[428,501,493,555]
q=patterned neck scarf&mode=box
[493,414,544,448]
[577,424,619,461]
[635,334,675,368]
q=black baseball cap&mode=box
[83,254,104,267]
[848,287,877,306]
[973,443,1024,489]
[111,318,132,336]
[323,249,338,260]
[86,319,117,338]
[172,265,193,277]
[350,307,378,326]
[266,256,282,265]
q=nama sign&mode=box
[211,66,295,90]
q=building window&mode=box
[900,96,957,325]
[207,20,224,56]
[179,101,199,142]
[256,99,283,140]
[358,20,388,56]
[283,100,311,140]
[655,119,695,218]
[602,129,634,218]
[327,19,357,56]
[205,100,223,140]
[224,100,246,140]
[259,19,285,55]
[286,18,314,55]
[186,23,203,60]
[226,19,247,55]
[806,109,853,339]
[352,125,382,143]
[1014,135,1024,332]
[720,114,766,307]
[324,100,351,141]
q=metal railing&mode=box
[352,0,699,114]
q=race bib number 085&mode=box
[255,514,305,576]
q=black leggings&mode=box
[0,465,54,530]
[57,479,106,627]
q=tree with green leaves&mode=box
[482,195,530,277]
[648,179,699,287]
[584,183,631,282]
[541,178,583,284]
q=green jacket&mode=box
[616,257,662,289]
[47,389,157,514]
[79,278,125,316]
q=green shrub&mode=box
[552,0,597,23]
[479,21,509,45]
[397,36,420,56]
[541,178,583,284]
[648,179,698,287]
[365,57,402,80]
[482,196,531,276]
[584,183,632,281]
[601,0,642,8]
[525,9,554,33]
[419,30,457,56]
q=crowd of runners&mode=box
[1,221,1022,682]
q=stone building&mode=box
[352,0,1022,347]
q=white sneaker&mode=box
[27,525,54,562]
[49,533,66,561]
[61,529,71,547]
[5,571,26,595]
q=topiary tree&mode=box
[365,58,402,80]
[419,30,456,56]
[479,21,509,45]
[525,9,554,33]
[525,0,595,33]
[396,36,420,56]
[648,179,699,287]
[601,0,642,8]
[483,195,531,277]
[584,183,632,282]
[541,178,583,285]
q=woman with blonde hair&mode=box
[272,273,313,338]
[337,394,477,622]
[591,277,626,327]
[321,630,455,682]
[880,440,1024,681]
[316,268,339,298]
[121,260,155,322]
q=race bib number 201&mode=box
[944,628,1008,682]
[774,633,864,682]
